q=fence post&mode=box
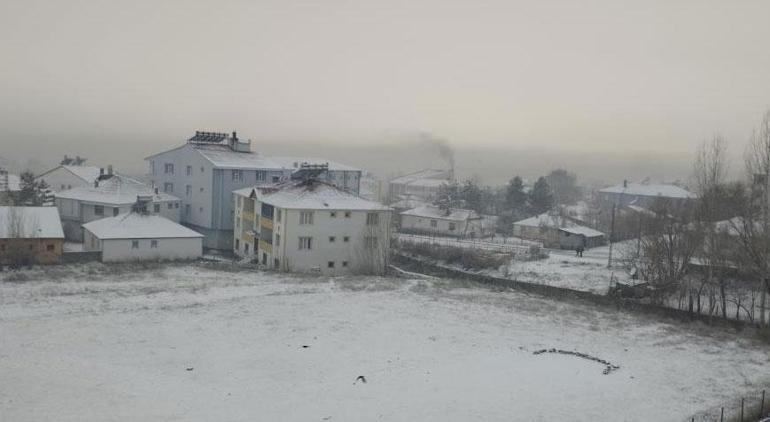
[762,390,766,418]
[720,407,724,422]
[741,397,744,422]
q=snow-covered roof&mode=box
[184,144,360,172]
[599,183,696,199]
[0,207,64,239]
[513,212,574,229]
[62,165,102,183]
[400,205,479,221]
[390,197,431,210]
[83,213,203,240]
[390,169,451,185]
[559,226,605,238]
[237,180,390,211]
[55,176,178,205]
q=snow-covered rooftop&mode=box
[599,183,696,199]
[83,213,203,240]
[62,165,102,183]
[56,176,178,205]
[236,180,389,211]
[0,206,64,239]
[559,226,605,238]
[390,169,451,185]
[513,212,574,229]
[400,205,479,221]
[186,144,360,172]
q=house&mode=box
[82,212,203,262]
[146,131,363,250]
[55,171,180,241]
[558,226,607,250]
[399,205,483,238]
[512,211,605,249]
[35,164,105,192]
[233,171,391,274]
[0,206,65,265]
[598,180,696,209]
[388,169,453,203]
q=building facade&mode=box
[35,165,105,192]
[388,169,452,203]
[233,178,391,275]
[399,205,483,238]
[55,174,180,241]
[597,181,696,209]
[82,213,203,262]
[0,207,64,265]
[147,131,363,250]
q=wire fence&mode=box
[690,389,767,421]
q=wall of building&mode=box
[399,214,469,237]
[37,168,89,192]
[512,224,561,248]
[0,238,63,265]
[148,144,214,230]
[84,233,202,262]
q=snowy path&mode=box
[0,265,768,421]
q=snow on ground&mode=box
[1,264,768,422]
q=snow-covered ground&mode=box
[1,264,768,421]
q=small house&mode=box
[399,205,482,238]
[82,212,203,262]
[513,211,605,249]
[0,206,65,265]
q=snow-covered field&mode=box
[1,264,768,421]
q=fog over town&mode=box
[2,1,770,421]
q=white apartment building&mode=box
[55,173,180,241]
[233,177,391,275]
[146,131,363,250]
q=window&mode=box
[272,175,280,183]
[167,203,173,210]
[256,171,266,182]
[67,185,72,189]
[113,207,119,217]
[342,261,348,268]
[366,213,379,226]
[244,243,249,253]
[275,234,281,247]
[449,222,456,231]
[132,240,139,249]
[199,207,204,213]
[46,244,55,252]
[0,244,4,251]
[153,204,160,213]
[174,203,179,209]
[232,170,243,182]
[199,187,204,192]
[164,163,174,174]
[235,239,240,249]
[150,160,156,175]
[430,219,437,228]
[344,211,351,218]
[94,205,104,216]
[327,261,335,268]
[201,166,205,173]
[186,185,192,196]
[330,211,337,218]
[329,236,336,242]
[164,182,174,193]
[60,184,65,190]
[298,236,313,250]
[185,204,191,216]
[276,208,281,222]
[186,165,192,176]
[365,236,378,249]
[151,240,158,248]
[300,211,314,225]
[343,236,350,242]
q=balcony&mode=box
[259,240,272,253]
[242,210,255,221]
[260,218,273,231]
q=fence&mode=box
[60,251,102,264]
[396,233,540,256]
[690,389,768,421]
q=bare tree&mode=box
[353,213,391,275]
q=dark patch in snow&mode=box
[354,375,367,384]
[533,348,620,375]
[186,367,194,371]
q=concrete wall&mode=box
[83,230,202,262]
[399,214,469,237]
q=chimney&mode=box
[100,167,105,176]
[623,179,628,188]
[107,165,113,175]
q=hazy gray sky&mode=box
[1,0,769,184]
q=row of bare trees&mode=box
[623,111,770,327]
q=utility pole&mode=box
[608,202,616,268]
